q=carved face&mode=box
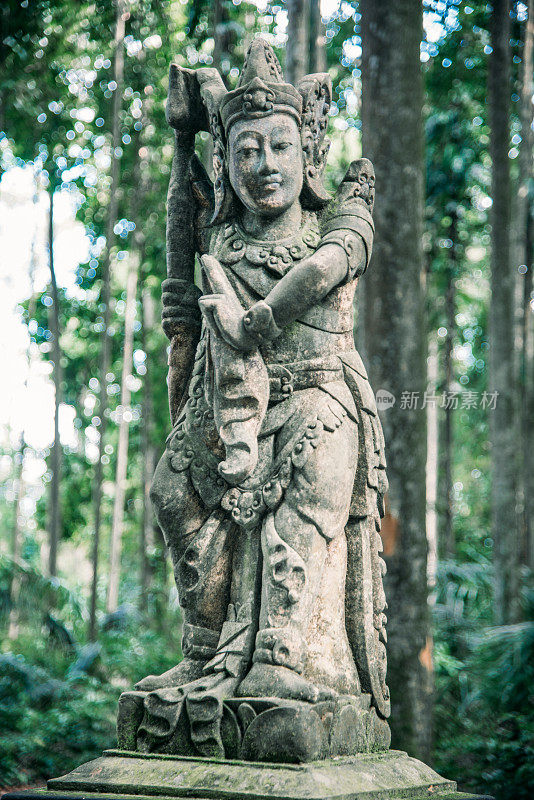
[228,113,303,218]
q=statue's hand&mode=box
[199,255,257,351]
[161,277,202,339]
[199,293,257,351]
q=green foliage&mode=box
[0,653,116,788]
[0,583,182,787]
[0,554,85,626]
[434,590,534,799]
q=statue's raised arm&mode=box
[162,65,220,422]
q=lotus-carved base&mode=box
[117,690,391,762]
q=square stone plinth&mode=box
[1,749,494,800]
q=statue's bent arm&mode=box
[198,235,363,352]
[260,239,365,329]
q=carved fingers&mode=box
[199,256,257,351]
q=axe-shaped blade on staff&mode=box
[164,64,225,423]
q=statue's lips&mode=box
[258,180,282,193]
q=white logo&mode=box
[376,389,396,410]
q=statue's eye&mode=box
[238,144,259,157]
[274,142,291,151]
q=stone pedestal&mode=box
[2,749,493,800]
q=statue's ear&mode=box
[193,69,234,224]
[209,114,234,224]
[298,73,332,208]
[207,125,240,225]
[189,154,213,209]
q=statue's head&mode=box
[226,113,303,218]
[203,39,332,223]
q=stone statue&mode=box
[13,35,473,800]
[117,38,390,763]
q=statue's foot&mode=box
[236,662,337,704]
[135,659,205,691]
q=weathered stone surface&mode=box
[239,704,328,763]
[116,692,390,762]
[128,34,390,764]
[1,791,496,800]
[44,749,460,799]
[117,692,145,751]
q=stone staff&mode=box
[162,65,209,423]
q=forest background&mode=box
[0,0,533,797]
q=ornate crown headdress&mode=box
[219,39,302,130]
[198,38,332,223]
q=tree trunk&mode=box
[286,0,310,84]
[89,0,127,638]
[140,278,169,627]
[8,176,39,638]
[106,256,139,613]
[361,0,432,762]
[213,0,233,73]
[517,0,534,568]
[308,0,326,73]
[426,336,439,588]
[11,437,24,545]
[489,0,519,625]
[523,212,534,568]
[7,433,24,640]
[140,284,156,612]
[442,215,457,558]
[48,186,62,577]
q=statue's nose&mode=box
[258,146,277,176]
